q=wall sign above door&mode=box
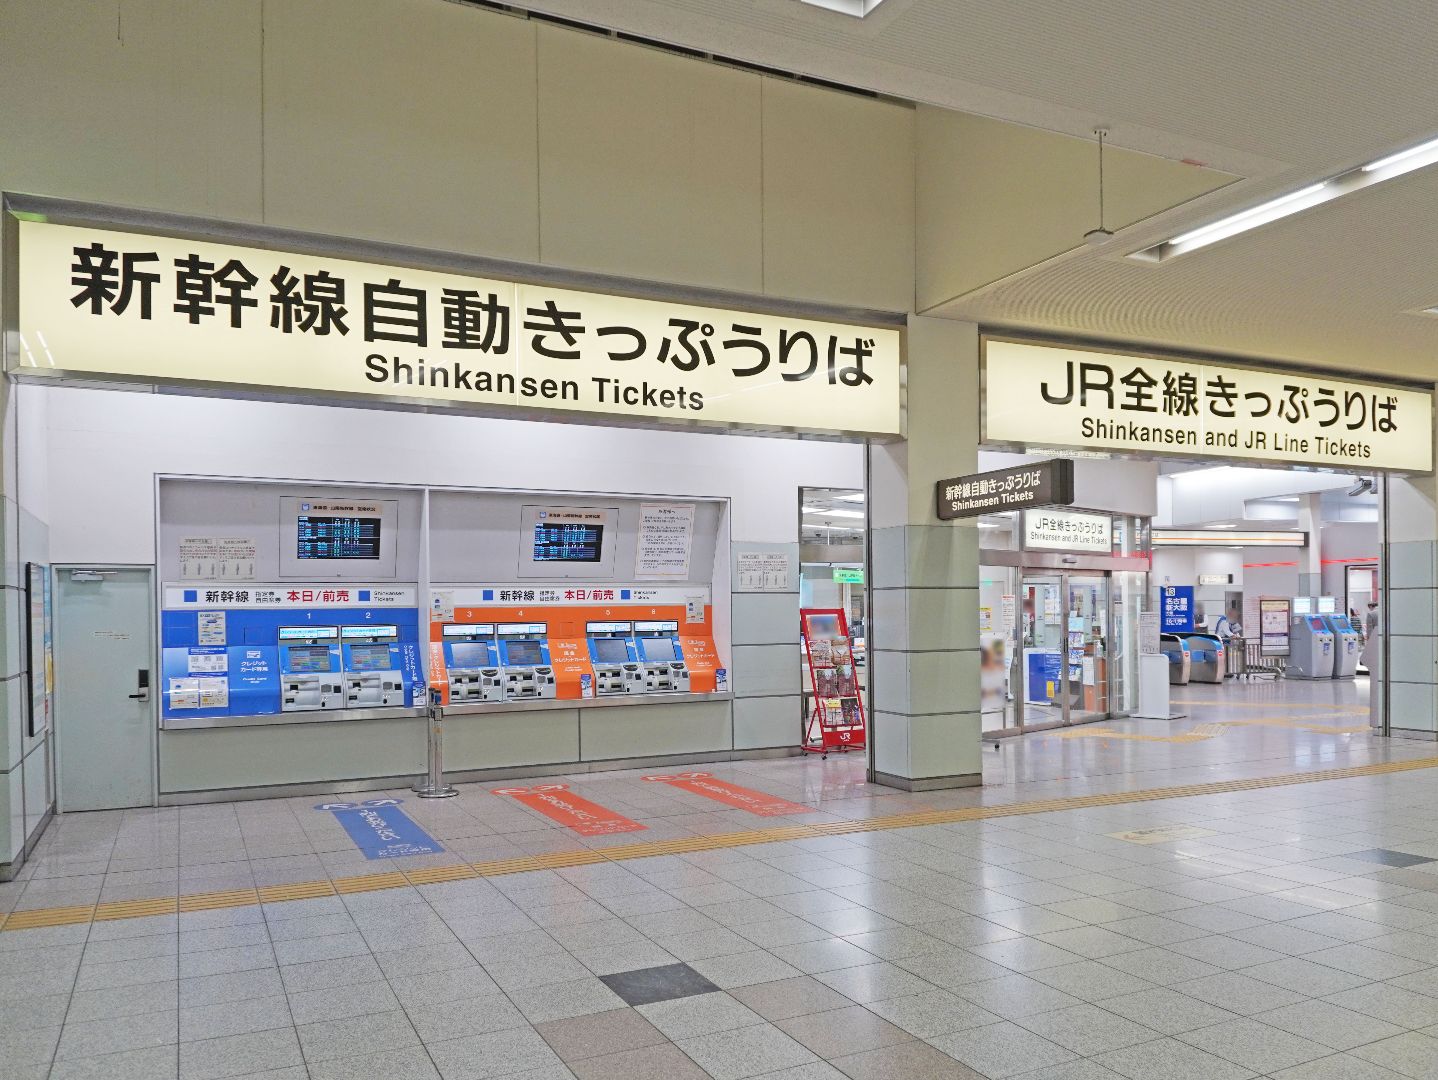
[984,339,1433,473]
[936,458,1074,520]
[12,219,902,438]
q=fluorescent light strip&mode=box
[1134,130,1438,260]
[834,493,866,503]
[802,506,865,519]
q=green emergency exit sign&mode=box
[832,567,864,584]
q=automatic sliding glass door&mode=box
[1014,570,1112,730]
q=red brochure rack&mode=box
[800,608,867,756]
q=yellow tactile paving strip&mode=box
[6,753,1438,932]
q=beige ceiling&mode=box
[501,0,1438,382]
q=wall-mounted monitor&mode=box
[279,496,398,579]
[517,505,617,578]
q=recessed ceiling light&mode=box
[805,523,862,532]
[1132,130,1438,261]
[799,0,889,16]
[802,506,864,519]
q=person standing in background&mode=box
[1360,601,1380,670]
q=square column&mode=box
[1387,459,1438,739]
[867,316,982,789]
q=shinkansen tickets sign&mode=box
[13,221,901,436]
[985,340,1433,472]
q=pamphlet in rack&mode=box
[800,608,866,756]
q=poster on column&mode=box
[635,503,694,578]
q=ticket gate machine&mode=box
[497,622,557,700]
[1158,634,1192,685]
[633,620,690,693]
[1178,633,1225,683]
[586,621,641,696]
[1288,615,1335,679]
[340,624,408,708]
[441,623,504,703]
[1323,615,1361,679]
[278,625,344,711]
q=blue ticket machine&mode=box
[1288,615,1335,678]
[442,623,503,703]
[633,620,690,693]
[586,621,641,696]
[1323,615,1361,679]
[497,622,556,700]
[340,624,411,709]
[279,625,344,712]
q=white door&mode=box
[53,568,155,811]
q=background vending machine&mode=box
[340,624,410,709]
[497,622,557,700]
[279,626,344,711]
[441,623,503,702]
[586,621,640,696]
[633,620,690,693]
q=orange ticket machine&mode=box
[428,589,724,705]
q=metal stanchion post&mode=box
[414,686,458,799]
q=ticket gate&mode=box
[441,623,504,702]
[278,625,344,711]
[340,624,409,708]
[1288,615,1335,679]
[586,621,642,696]
[633,620,691,693]
[497,622,557,700]
[1159,634,1192,685]
[1178,633,1225,683]
[1323,615,1361,679]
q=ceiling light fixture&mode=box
[798,0,889,17]
[802,506,865,519]
[1132,129,1438,261]
[834,493,866,503]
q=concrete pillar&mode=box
[866,316,981,789]
[1297,493,1323,598]
[1386,449,1438,739]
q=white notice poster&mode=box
[179,537,257,580]
[736,552,791,592]
[197,611,226,645]
[635,504,695,579]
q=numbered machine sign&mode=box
[799,608,866,756]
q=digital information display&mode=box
[533,523,604,562]
[505,640,544,666]
[286,645,333,672]
[280,626,337,641]
[593,638,631,664]
[297,515,383,560]
[640,637,678,663]
[346,644,393,671]
[448,642,491,668]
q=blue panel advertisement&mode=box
[1161,586,1195,633]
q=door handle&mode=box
[129,669,150,701]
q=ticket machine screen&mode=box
[286,645,334,672]
[640,637,678,663]
[1308,616,1327,631]
[506,640,544,666]
[593,638,630,664]
[449,642,491,667]
[346,644,393,671]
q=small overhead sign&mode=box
[832,567,864,584]
[936,458,1074,521]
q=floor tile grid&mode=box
[14,765,1438,1075]
[10,749,1438,935]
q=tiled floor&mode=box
[6,678,1438,1078]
